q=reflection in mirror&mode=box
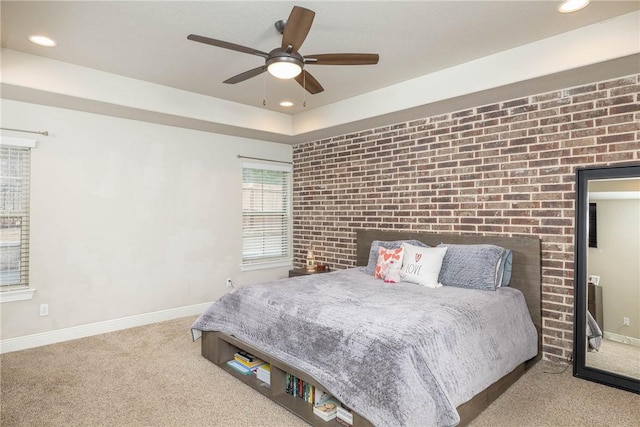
[574,164,640,394]
[585,178,640,378]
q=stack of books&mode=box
[285,373,315,403]
[256,363,270,386]
[226,350,265,375]
[336,404,353,426]
[282,374,349,424]
[313,397,339,422]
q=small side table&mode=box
[288,268,331,278]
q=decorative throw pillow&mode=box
[384,264,402,284]
[364,240,430,275]
[400,243,448,288]
[374,247,404,281]
[437,243,507,291]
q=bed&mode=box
[192,230,541,426]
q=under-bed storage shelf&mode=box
[202,331,373,427]
[219,362,270,398]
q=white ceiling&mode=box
[1,1,640,143]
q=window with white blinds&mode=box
[1,141,33,290]
[242,162,292,267]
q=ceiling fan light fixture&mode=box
[557,0,590,13]
[267,58,302,79]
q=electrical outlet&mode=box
[225,278,233,288]
[39,304,49,316]
[623,317,630,326]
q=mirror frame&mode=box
[574,163,640,394]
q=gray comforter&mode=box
[192,268,538,427]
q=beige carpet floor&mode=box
[586,338,640,380]
[1,316,639,427]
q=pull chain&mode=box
[303,72,307,108]
[263,74,266,107]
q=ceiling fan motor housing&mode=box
[266,48,304,78]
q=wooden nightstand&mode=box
[288,268,330,278]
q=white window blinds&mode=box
[242,162,292,266]
[1,141,33,289]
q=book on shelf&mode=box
[285,373,300,396]
[234,353,265,369]
[313,398,339,421]
[336,417,353,427]
[282,372,345,422]
[256,363,270,385]
[285,372,314,403]
[304,382,314,403]
[336,405,353,425]
[285,373,293,395]
[314,387,331,406]
[226,359,257,375]
[234,350,257,363]
[284,373,317,403]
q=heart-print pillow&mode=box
[374,246,404,280]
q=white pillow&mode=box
[401,243,448,288]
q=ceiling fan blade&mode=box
[223,66,267,84]
[304,53,380,65]
[294,70,324,94]
[281,6,315,52]
[187,34,269,58]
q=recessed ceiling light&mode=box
[28,35,57,47]
[280,101,294,107]
[558,0,590,13]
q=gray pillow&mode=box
[437,243,508,291]
[499,249,513,287]
[364,240,430,275]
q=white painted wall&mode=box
[0,100,292,341]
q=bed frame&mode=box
[201,230,542,426]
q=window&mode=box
[1,137,35,297]
[242,162,292,269]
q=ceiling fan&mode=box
[187,5,379,94]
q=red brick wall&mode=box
[292,74,639,362]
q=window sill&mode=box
[0,288,36,303]
[240,259,293,272]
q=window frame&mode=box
[0,136,36,303]
[240,161,292,271]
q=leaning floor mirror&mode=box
[574,163,640,394]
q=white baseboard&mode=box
[603,331,640,347]
[0,302,212,354]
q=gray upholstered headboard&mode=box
[356,229,542,354]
